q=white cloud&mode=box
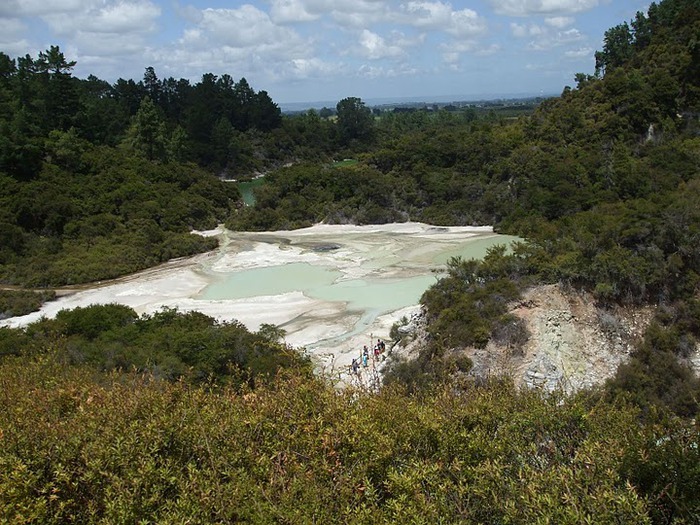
[358,29,405,59]
[356,29,423,60]
[403,1,454,29]
[442,51,460,64]
[44,1,161,35]
[447,7,487,38]
[259,0,389,28]
[385,63,419,77]
[475,43,501,56]
[0,0,90,17]
[401,1,486,39]
[564,46,592,58]
[0,17,25,37]
[442,40,496,68]
[193,6,301,48]
[393,31,426,48]
[270,0,319,23]
[356,62,418,79]
[288,57,340,78]
[71,30,152,56]
[544,16,574,28]
[511,23,545,37]
[149,4,320,87]
[268,0,487,38]
[357,64,383,78]
[559,28,584,42]
[439,38,489,65]
[2,0,161,64]
[316,0,390,28]
[487,0,601,17]
[526,27,584,50]
[511,19,585,52]
[0,18,31,56]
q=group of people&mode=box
[351,338,386,374]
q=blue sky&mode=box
[1,0,649,105]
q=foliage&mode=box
[386,0,700,418]
[0,289,56,319]
[336,96,375,146]
[0,142,235,286]
[5,358,697,523]
[607,299,700,417]
[421,245,533,349]
[227,162,405,230]
[0,304,311,385]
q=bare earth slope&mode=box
[475,285,655,392]
[394,284,656,393]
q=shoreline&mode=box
[1,222,509,381]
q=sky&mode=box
[1,0,650,106]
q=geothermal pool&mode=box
[1,223,519,375]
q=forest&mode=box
[1,0,700,522]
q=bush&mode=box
[1,305,312,386]
[1,361,676,523]
[0,289,56,319]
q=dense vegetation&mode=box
[2,350,699,523]
[0,49,252,287]
[389,0,700,418]
[2,0,700,521]
[0,147,234,287]
[229,0,699,232]
[0,304,310,385]
[0,289,56,319]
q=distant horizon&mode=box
[2,0,648,103]
[278,91,558,111]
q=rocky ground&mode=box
[390,284,658,394]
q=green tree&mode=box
[595,22,633,75]
[253,90,281,131]
[142,66,161,106]
[36,45,80,131]
[125,96,167,161]
[37,45,76,75]
[211,116,234,171]
[336,96,374,145]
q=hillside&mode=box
[381,0,700,417]
[391,284,655,393]
[2,1,700,521]
[2,351,698,524]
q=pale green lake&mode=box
[199,230,521,331]
[201,262,437,313]
[0,223,522,371]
